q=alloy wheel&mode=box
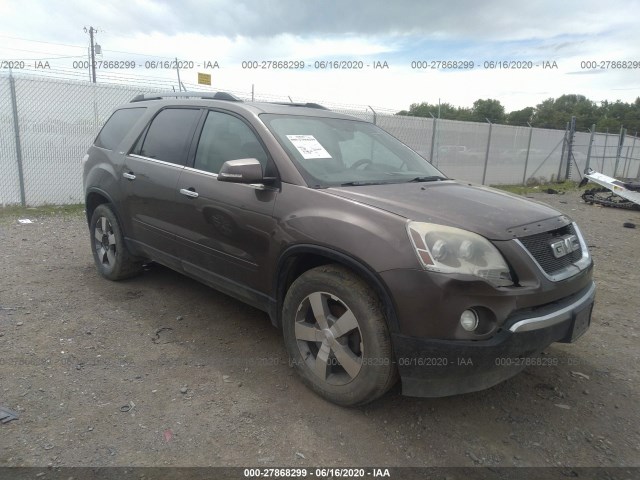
[294,291,363,386]
[94,216,117,267]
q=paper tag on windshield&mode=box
[286,135,332,159]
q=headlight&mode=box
[407,222,513,287]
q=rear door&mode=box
[173,109,278,306]
[120,107,202,263]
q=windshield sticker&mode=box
[286,135,332,159]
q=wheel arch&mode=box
[84,188,132,237]
[273,244,400,333]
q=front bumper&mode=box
[393,282,595,397]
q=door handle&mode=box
[179,188,199,198]
[123,172,136,180]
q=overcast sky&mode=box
[1,0,639,111]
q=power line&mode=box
[0,33,179,60]
[29,64,179,84]
[17,67,174,86]
[0,55,87,61]
[101,49,176,60]
[0,47,87,58]
[0,34,86,49]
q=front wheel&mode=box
[89,204,142,281]
[282,265,397,406]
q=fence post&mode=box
[622,145,631,178]
[585,124,596,172]
[521,123,533,185]
[92,82,99,126]
[564,116,576,180]
[481,119,492,185]
[557,122,569,181]
[613,126,626,177]
[626,133,637,178]
[601,129,609,172]
[8,69,26,207]
[429,114,438,165]
[368,105,377,125]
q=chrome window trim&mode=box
[513,222,591,282]
[184,166,218,177]
[128,154,185,169]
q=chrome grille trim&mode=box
[514,222,591,282]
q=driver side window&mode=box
[194,111,269,174]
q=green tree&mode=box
[623,98,640,134]
[531,94,598,131]
[396,95,640,132]
[506,107,534,126]
[402,102,462,120]
[471,99,506,124]
[400,102,475,121]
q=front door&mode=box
[173,110,278,306]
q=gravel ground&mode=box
[0,190,638,468]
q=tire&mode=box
[89,204,142,281]
[282,264,398,406]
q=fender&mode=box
[273,243,400,333]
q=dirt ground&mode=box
[0,190,638,469]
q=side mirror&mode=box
[218,158,263,184]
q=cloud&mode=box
[5,0,639,42]
[1,0,638,112]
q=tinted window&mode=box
[194,111,268,174]
[94,108,146,150]
[137,108,201,165]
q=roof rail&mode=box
[269,102,329,110]
[130,91,243,103]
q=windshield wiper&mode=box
[405,175,447,183]
[339,180,394,186]
[340,176,447,186]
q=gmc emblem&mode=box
[550,234,580,259]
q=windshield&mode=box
[261,114,447,187]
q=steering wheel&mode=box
[349,158,374,170]
[348,158,411,171]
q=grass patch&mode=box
[0,203,85,221]
[493,181,582,196]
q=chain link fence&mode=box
[0,75,21,206]
[1,72,639,206]
[0,74,166,206]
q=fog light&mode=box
[460,309,479,331]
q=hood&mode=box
[325,181,566,241]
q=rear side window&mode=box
[134,108,201,165]
[94,108,146,150]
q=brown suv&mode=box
[83,92,595,406]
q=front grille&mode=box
[518,224,583,275]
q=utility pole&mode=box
[85,26,97,83]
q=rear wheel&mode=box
[89,204,142,280]
[282,265,397,406]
